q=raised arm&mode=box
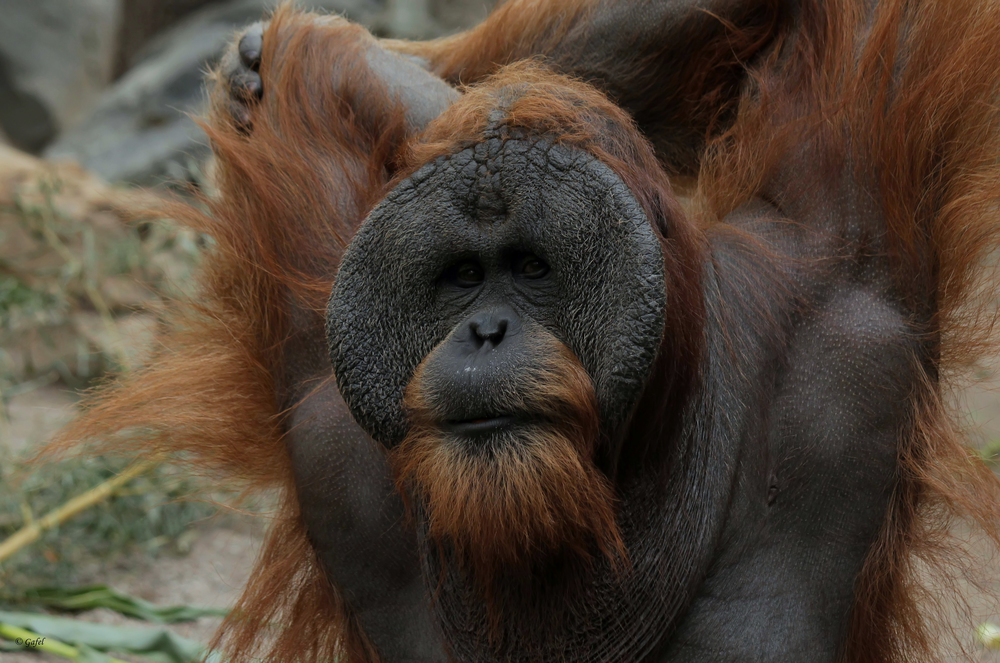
[390,0,791,168]
[224,0,794,171]
[62,8,456,662]
[212,14,457,663]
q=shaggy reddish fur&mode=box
[396,335,624,595]
[690,1,1000,660]
[48,7,413,663]
[46,0,1000,661]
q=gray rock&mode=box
[115,0,221,76]
[45,0,383,187]
[0,0,122,153]
[374,0,494,39]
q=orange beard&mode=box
[391,341,624,587]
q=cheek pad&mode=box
[327,139,666,447]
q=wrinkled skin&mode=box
[222,2,917,661]
[329,137,666,447]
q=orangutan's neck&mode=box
[416,446,723,661]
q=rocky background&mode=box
[0,0,493,186]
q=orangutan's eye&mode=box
[450,261,485,287]
[516,255,550,279]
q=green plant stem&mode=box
[0,622,130,662]
[0,458,160,564]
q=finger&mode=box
[232,69,263,102]
[239,22,265,71]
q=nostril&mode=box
[490,319,508,345]
[470,317,508,347]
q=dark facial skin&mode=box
[328,136,666,451]
[422,299,547,435]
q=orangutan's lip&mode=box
[444,415,515,435]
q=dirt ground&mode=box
[2,524,262,663]
[5,361,1000,661]
[2,386,265,663]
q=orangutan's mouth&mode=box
[444,415,516,435]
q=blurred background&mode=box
[0,0,999,661]
[0,1,494,661]
[0,0,493,184]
